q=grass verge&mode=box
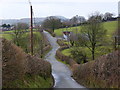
[4,75,53,88]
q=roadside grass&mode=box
[61,48,71,56]
[43,47,52,58]
[55,56,68,65]
[6,75,53,88]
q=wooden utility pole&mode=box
[30,5,33,55]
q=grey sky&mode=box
[0,0,119,19]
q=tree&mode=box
[70,47,87,64]
[69,32,78,46]
[12,23,29,46]
[80,13,107,60]
[78,16,86,24]
[70,15,78,25]
[42,16,62,32]
[1,24,7,28]
[104,12,114,21]
[7,24,11,28]
[70,15,86,26]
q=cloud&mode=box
[1,0,119,3]
[0,0,118,19]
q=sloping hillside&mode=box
[2,38,53,88]
[73,50,119,88]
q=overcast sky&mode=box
[0,0,119,19]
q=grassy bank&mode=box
[7,75,53,88]
[2,38,53,88]
[73,50,119,88]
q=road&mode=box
[43,31,85,88]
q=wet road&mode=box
[44,31,85,88]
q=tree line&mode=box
[41,12,116,33]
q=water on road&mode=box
[44,31,85,88]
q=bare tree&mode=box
[70,15,86,26]
[80,13,107,60]
[42,16,62,32]
[70,15,78,25]
[78,16,86,24]
[12,23,29,46]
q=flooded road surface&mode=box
[44,31,85,88]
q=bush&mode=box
[56,46,77,67]
[70,48,87,64]
[2,39,27,87]
[73,50,119,88]
[57,39,68,47]
[45,29,56,37]
[2,38,52,88]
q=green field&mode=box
[55,21,117,37]
[60,21,117,61]
[2,30,43,56]
[61,48,71,56]
[55,26,81,37]
[2,30,41,40]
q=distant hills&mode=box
[0,16,69,25]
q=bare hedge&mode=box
[2,38,52,87]
[73,50,120,88]
[56,46,77,67]
[42,32,51,54]
[57,39,68,47]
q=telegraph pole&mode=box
[30,5,33,55]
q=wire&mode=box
[32,9,36,28]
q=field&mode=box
[55,21,117,37]
[59,21,117,61]
[1,30,43,56]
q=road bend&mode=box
[43,31,85,88]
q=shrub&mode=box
[56,46,77,67]
[57,39,68,47]
[2,38,52,88]
[70,48,87,64]
[2,38,27,87]
[73,50,119,88]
